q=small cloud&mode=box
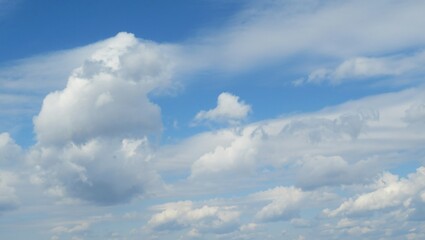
[193,92,251,125]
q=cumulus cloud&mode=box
[324,166,425,217]
[29,32,174,204]
[34,32,175,146]
[0,171,19,211]
[0,132,23,166]
[190,126,262,178]
[194,92,251,125]
[30,138,160,205]
[167,87,425,192]
[147,201,240,234]
[0,133,22,212]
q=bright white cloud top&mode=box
[194,92,251,125]
[1,1,425,240]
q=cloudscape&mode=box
[1,0,425,239]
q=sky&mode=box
[1,0,425,239]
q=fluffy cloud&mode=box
[147,201,240,234]
[190,126,262,178]
[194,92,251,125]
[0,132,22,165]
[29,32,174,204]
[30,137,160,205]
[0,133,22,212]
[34,32,175,146]
[324,166,425,217]
[172,87,425,192]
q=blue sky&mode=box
[1,0,425,239]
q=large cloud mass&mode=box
[34,32,175,146]
[29,32,174,204]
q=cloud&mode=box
[151,87,425,196]
[147,201,240,235]
[0,171,19,212]
[404,103,425,126]
[190,126,262,178]
[294,155,371,189]
[29,32,176,204]
[253,186,306,222]
[324,166,425,217]
[0,133,22,212]
[301,50,425,85]
[0,132,23,166]
[194,92,251,125]
[184,0,425,72]
[0,38,107,128]
[281,109,379,142]
[30,138,160,205]
[33,32,175,146]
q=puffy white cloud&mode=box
[0,133,22,212]
[29,32,174,204]
[0,132,23,166]
[147,201,240,234]
[190,126,262,178]
[167,87,425,193]
[30,137,160,205]
[324,166,425,217]
[34,32,175,146]
[194,92,251,125]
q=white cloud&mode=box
[190,126,262,178]
[194,92,251,125]
[294,155,372,189]
[0,171,19,211]
[324,166,425,217]
[33,32,175,146]
[302,50,425,85]
[0,132,22,212]
[252,186,306,222]
[51,221,90,234]
[404,103,425,126]
[0,37,108,130]
[30,137,160,205]
[28,32,176,204]
[147,201,240,234]
[0,132,23,166]
[150,87,425,197]
[184,0,425,72]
